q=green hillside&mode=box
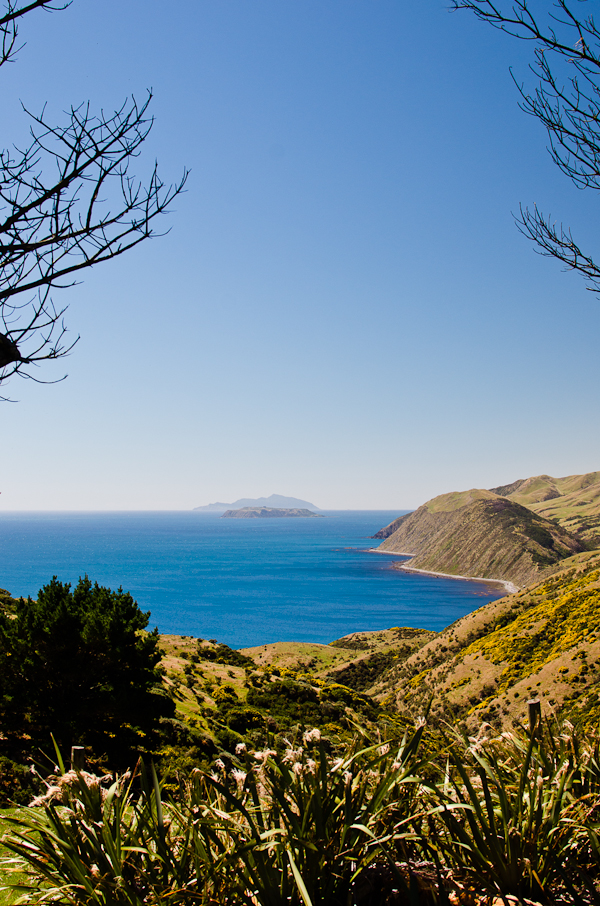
[490,470,600,543]
[7,565,600,905]
[377,488,586,588]
[380,550,600,731]
[156,627,434,759]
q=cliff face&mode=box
[372,515,408,540]
[378,489,586,588]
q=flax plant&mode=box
[0,753,207,906]
[186,726,427,906]
[183,727,423,906]
[0,729,429,906]
[423,723,594,901]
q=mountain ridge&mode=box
[489,470,600,543]
[194,494,320,513]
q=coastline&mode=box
[368,547,414,557]
[367,548,519,595]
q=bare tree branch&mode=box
[0,1,188,394]
[0,1,70,68]
[451,0,600,293]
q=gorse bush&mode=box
[197,642,254,670]
[5,721,600,904]
[244,675,377,732]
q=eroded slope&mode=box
[377,489,585,587]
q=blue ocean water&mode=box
[0,511,504,648]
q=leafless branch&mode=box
[0,1,70,69]
[0,1,188,394]
[451,0,600,293]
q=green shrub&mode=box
[424,723,595,900]
[213,685,238,707]
[5,723,600,904]
[226,707,264,733]
[328,636,371,651]
[198,643,254,669]
[246,679,321,725]
[327,650,399,691]
[3,730,429,906]
[0,755,36,806]
[320,682,373,710]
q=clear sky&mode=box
[1,0,599,511]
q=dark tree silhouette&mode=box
[0,576,174,762]
[452,0,600,293]
[0,1,187,394]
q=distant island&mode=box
[222,507,324,519]
[194,494,320,514]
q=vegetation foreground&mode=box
[3,721,600,905]
[2,542,600,902]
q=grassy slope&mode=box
[160,635,253,730]
[158,628,434,741]
[383,549,600,731]
[0,809,30,905]
[377,490,586,588]
[491,471,600,543]
[240,627,432,669]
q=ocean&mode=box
[0,510,504,648]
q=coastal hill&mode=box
[374,470,600,546]
[375,488,586,588]
[372,514,406,540]
[490,471,600,544]
[222,507,323,518]
[194,494,320,513]
[382,549,600,731]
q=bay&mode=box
[0,510,504,648]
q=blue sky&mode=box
[1,0,599,510]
